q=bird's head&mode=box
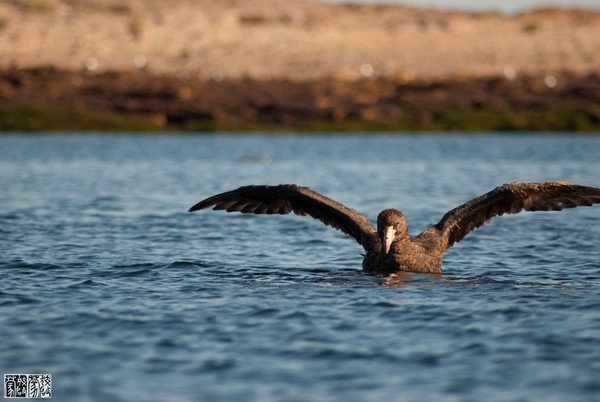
[377,209,408,254]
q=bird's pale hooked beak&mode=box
[383,226,396,254]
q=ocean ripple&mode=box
[1,134,599,402]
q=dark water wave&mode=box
[1,134,599,402]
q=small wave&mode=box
[446,274,565,289]
[187,358,236,374]
[155,338,179,348]
[87,195,121,209]
[311,347,380,361]
[280,311,310,320]
[299,238,329,246]
[98,263,159,278]
[120,268,154,278]
[94,195,119,202]
[66,279,103,289]
[166,260,213,269]
[457,342,490,354]
[6,259,62,271]
[462,276,512,284]
[370,301,401,308]
[246,307,280,317]
[0,292,40,306]
[445,275,521,286]
[238,154,272,164]
[112,262,157,270]
[0,214,20,222]
[409,352,443,367]
[300,268,332,274]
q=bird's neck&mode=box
[386,233,411,255]
[396,229,411,242]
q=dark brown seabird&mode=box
[189,182,600,274]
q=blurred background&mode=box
[333,0,600,12]
[1,0,599,131]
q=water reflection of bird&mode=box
[189,182,600,274]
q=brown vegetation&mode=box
[2,68,599,131]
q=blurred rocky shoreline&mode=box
[1,0,599,131]
[2,67,599,131]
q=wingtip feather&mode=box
[188,200,210,213]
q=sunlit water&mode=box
[1,133,599,402]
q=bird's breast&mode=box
[362,246,443,274]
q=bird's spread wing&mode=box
[418,181,600,250]
[189,184,379,252]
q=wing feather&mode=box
[189,184,379,251]
[418,181,600,250]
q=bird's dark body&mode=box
[189,182,600,275]
[362,245,442,275]
[362,239,443,274]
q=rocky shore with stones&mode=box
[1,0,599,131]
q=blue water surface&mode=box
[1,133,599,402]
